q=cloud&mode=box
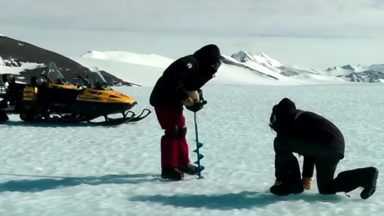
[1,0,383,38]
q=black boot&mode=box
[270,181,304,196]
[179,164,201,175]
[333,167,379,199]
[161,168,184,181]
[360,167,378,199]
[271,151,303,196]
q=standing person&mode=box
[268,98,378,199]
[150,44,221,181]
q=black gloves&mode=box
[184,89,207,112]
[186,100,207,112]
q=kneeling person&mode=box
[269,98,378,199]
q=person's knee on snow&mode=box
[330,167,379,199]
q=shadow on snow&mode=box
[1,120,121,128]
[0,173,158,192]
[130,191,344,209]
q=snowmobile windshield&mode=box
[46,62,66,83]
[88,67,109,89]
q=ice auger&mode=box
[193,111,205,179]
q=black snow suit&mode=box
[149,44,221,110]
[270,98,378,197]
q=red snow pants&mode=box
[154,107,190,169]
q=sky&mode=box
[1,0,384,69]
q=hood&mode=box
[270,98,297,134]
[193,44,221,75]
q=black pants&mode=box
[274,137,377,195]
[0,110,9,122]
[274,138,340,193]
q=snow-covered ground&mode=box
[1,83,383,216]
[1,1,383,215]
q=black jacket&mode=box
[270,98,345,159]
[150,44,221,110]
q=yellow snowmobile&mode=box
[0,63,150,125]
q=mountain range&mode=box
[0,35,135,86]
[1,35,383,86]
[225,51,384,83]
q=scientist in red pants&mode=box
[149,44,221,181]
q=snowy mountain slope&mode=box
[230,51,282,71]
[1,34,382,86]
[0,35,135,86]
[81,50,346,86]
[325,64,384,82]
[225,50,382,83]
[81,51,174,68]
[229,51,326,78]
[76,57,165,87]
[80,51,305,86]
